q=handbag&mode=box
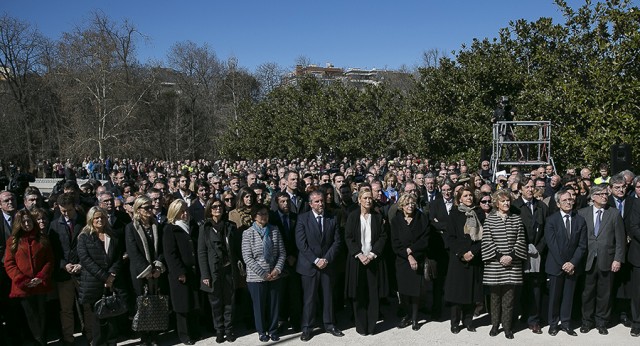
[132,284,170,331]
[94,289,127,319]
[423,258,437,282]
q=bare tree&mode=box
[255,61,285,98]
[53,12,154,159]
[167,40,223,158]
[0,14,48,167]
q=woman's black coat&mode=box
[390,211,431,297]
[198,219,241,293]
[162,223,200,313]
[343,209,389,298]
[77,230,127,305]
[443,207,485,305]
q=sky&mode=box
[1,1,609,73]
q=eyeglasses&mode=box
[126,202,135,206]
[211,204,223,209]
[224,198,233,201]
[480,200,491,204]
[511,190,520,194]
[140,205,153,211]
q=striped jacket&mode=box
[481,212,527,285]
[241,225,286,283]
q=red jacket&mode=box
[4,234,54,298]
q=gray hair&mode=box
[589,184,608,199]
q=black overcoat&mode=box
[344,209,389,298]
[390,211,430,297]
[443,207,484,305]
[162,223,200,313]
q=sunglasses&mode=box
[212,204,223,209]
[224,198,233,201]
[480,200,491,204]
[140,205,153,211]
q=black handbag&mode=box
[423,258,437,282]
[94,289,127,319]
[132,284,170,331]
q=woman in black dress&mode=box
[390,194,430,331]
[444,186,485,334]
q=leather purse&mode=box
[423,258,437,282]
[132,284,170,331]
[94,289,127,319]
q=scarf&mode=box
[251,221,275,267]
[175,220,190,234]
[458,204,483,241]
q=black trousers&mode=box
[279,270,302,329]
[300,270,336,332]
[631,266,640,329]
[352,264,380,335]
[208,268,235,335]
[521,272,545,325]
[582,265,614,327]
[450,304,474,328]
[548,273,578,328]
[247,280,282,335]
[176,310,199,343]
[21,295,47,344]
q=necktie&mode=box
[594,209,602,237]
[617,199,624,217]
[316,215,323,234]
[67,219,75,241]
[6,215,11,228]
[526,201,532,213]
[564,215,571,238]
[291,195,297,207]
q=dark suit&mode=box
[189,199,206,224]
[48,212,86,343]
[271,191,309,215]
[295,210,342,332]
[512,197,548,326]
[544,211,587,329]
[173,190,197,206]
[269,209,302,330]
[578,205,625,327]
[628,199,640,328]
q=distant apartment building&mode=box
[286,63,410,89]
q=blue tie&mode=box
[617,199,624,217]
[594,210,602,237]
[316,215,323,234]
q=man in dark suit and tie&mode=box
[512,177,548,334]
[578,184,625,335]
[628,184,640,337]
[270,192,302,332]
[272,171,308,215]
[545,189,587,336]
[295,190,343,341]
[0,191,20,344]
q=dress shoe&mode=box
[529,324,542,334]
[226,333,236,342]
[451,325,461,334]
[504,330,514,339]
[397,316,412,329]
[259,333,270,342]
[597,326,608,335]
[561,327,577,336]
[326,327,344,337]
[466,326,477,332]
[300,331,312,341]
[489,326,499,337]
[548,327,559,336]
[412,321,420,331]
[183,340,195,345]
[580,325,591,334]
[270,334,280,341]
[630,328,640,337]
[215,333,225,343]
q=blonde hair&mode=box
[133,195,153,222]
[397,193,417,209]
[81,206,111,235]
[167,199,187,224]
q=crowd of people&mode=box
[1,155,640,345]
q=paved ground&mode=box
[111,301,636,346]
